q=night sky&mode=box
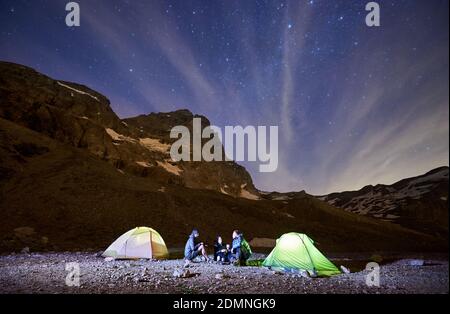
[0,0,448,194]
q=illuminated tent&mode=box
[102,227,169,259]
[262,232,341,277]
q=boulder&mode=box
[409,259,424,266]
[340,265,351,274]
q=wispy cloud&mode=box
[1,0,447,195]
[279,2,312,143]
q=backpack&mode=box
[241,238,252,259]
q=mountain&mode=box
[0,62,258,199]
[0,61,447,253]
[318,167,449,237]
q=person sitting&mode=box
[184,229,208,264]
[213,236,229,262]
[230,230,252,265]
[225,244,231,261]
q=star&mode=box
[0,0,445,195]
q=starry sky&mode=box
[0,0,448,194]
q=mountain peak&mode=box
[0,61,256,198]
[319,166,449,237]
[0,61,447,253]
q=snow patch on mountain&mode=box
[57,81,100,102]
[318,167,449,223]
[239,183,260,200]
[139,138,170,154]
[156,160,182,176]
[105,128,137,143]
[220,187,229,195]
[135,161,152,168]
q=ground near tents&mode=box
[0,252,447,294]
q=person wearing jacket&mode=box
[184,229,208,263]
[214,235,230,262]
[230,230,252,265]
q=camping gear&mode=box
[102,227,169,259]
[262,232,341,277]
[245,259,264,267]
[241,238,253,259]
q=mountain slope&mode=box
[0,61,447,253]
[318,167,449,237]
[0,61,258,199]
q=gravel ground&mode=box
[0,252,448,294]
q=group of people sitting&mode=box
[184,229,252,266]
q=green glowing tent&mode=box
[262,232,341,277]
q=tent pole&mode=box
[298,234,316,274]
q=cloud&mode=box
[279,2,312,144]
[304,43,449,194]
[2,0,447,196]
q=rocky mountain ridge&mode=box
[317,167,449,237]
[0,61,447,253]
[0,61,258,199]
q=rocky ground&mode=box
[0,252,448,294]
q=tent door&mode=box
[149,231,153,259]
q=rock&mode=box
[215,273,230,280]
[173,269,182,278]
[340,265,351,274]
[133,277,140,283]
[173,269,192,278]
[173,269,199,278]
[215,273,224,280]
[21,247,30,254]
[409,259,424,266]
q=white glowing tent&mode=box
[102,227,169,259]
